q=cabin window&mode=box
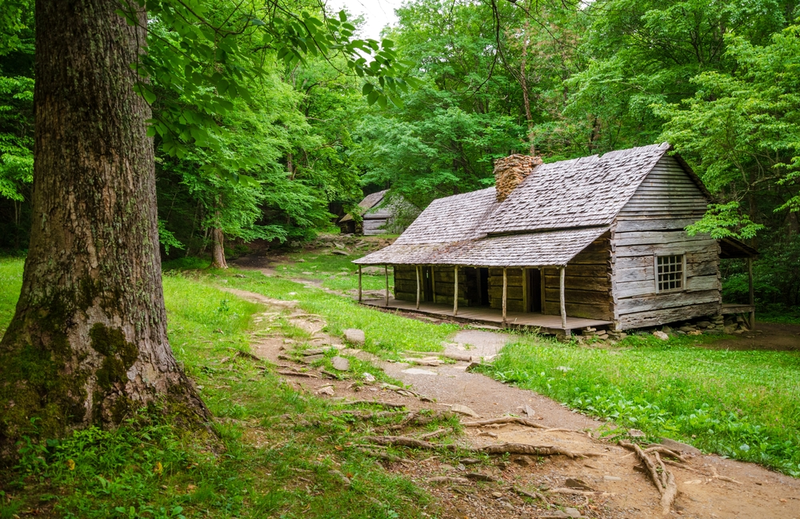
[656,254,685,292]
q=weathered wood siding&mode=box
[393,265,416,302]
[363,217,389,236]
[488,268,524,312]
[432,266,470,306]
[394,265,470,306]
[613,155,720,330]
[542,234,614,320]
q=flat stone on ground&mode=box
[331,356,350,371]
[660,437,702,455]
[450,404,479,417]
[343,328,365,345]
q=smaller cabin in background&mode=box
[339,190,417,236]
[353,143,757,335]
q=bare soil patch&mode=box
[703,322,800,351]
[225,285,800,519]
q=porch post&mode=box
[358,265,362,303]
[502,267,508,324]
[453,266,459,316]
[384,265,389,307]
[748,257,755,329]
[560,266,570,337]
[415,265,421,310]
[431,266,436,302]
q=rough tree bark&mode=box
[0,0,209,459]
[211,227,228,269]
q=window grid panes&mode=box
[657,255,683,292]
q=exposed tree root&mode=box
[509,486,550,508]
[365,435,596,459]
[343,400,407,409]
[429,476,471,485]
[620,441,677,515]
[354,447,411,464]
[645,445,688,462]
[417,428,451,440]
[276,370,318,378]
[330,409,406,419]
[461,416,547,429]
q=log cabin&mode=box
[353,143,756,335]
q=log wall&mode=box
[393,265,416,302]
[488,268,524,312]
[613,155,720,330]
[542,234,614,320]
[393,265,470,306]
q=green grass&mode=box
[274,251,392,293]
[0,260,443,518]
[0,257,23,336]
[479,332,800,476]
[209,267,457,358]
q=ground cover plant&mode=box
[0,258,440,518]
[480,333,800,476]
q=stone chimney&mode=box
[493,154,543,202]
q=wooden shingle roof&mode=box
[339,189,388,223]
[355,142,698,267]
[482,143,670,234]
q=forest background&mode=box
[1,0,799,313]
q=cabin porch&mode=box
[360,297,613,335]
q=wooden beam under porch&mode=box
[360,298,612,335]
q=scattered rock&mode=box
[603,475,622,482]
[331,356,350,371]
[512,455,532,466]
[628,428,646,438]
[331,250,348,256]
[343,328,366,346]
[565,478,594,491]
[564,507,583,518]
[450,404,480,418]
[660,437,702,456]
[299,354,325,364]
[688,330,703,336]
[317,385,335,396]
[653,331,669,340]
[362,372,376,383]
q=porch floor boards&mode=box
[360,298,613,333]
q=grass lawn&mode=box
[480,333,800,476]
[1,258,443,518]
[2,251,800,491]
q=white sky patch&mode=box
[326,0,401,41]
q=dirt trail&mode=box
[223,280,800,519]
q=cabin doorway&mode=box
[422,266,433,302]
[479,268,490,306]
[528,268,543,312]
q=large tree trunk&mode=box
[211,227,228,269]
[0,0,208,459]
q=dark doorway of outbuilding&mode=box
[422,266,433,302]
[479,268,490,306]
[528,268,543,312]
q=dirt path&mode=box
[223,280,800,519]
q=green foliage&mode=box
[659,23,800,236]
[1,260,435,518]
[481,334,800,476]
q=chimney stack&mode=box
[493,154,543,202]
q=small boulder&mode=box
[652,330,669,341]
[362,372,376,383]
[343,328,366,346]
[450,404,479,418]
[660,437,702,456]
[331,356,350,371]
[331,250,348,256]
